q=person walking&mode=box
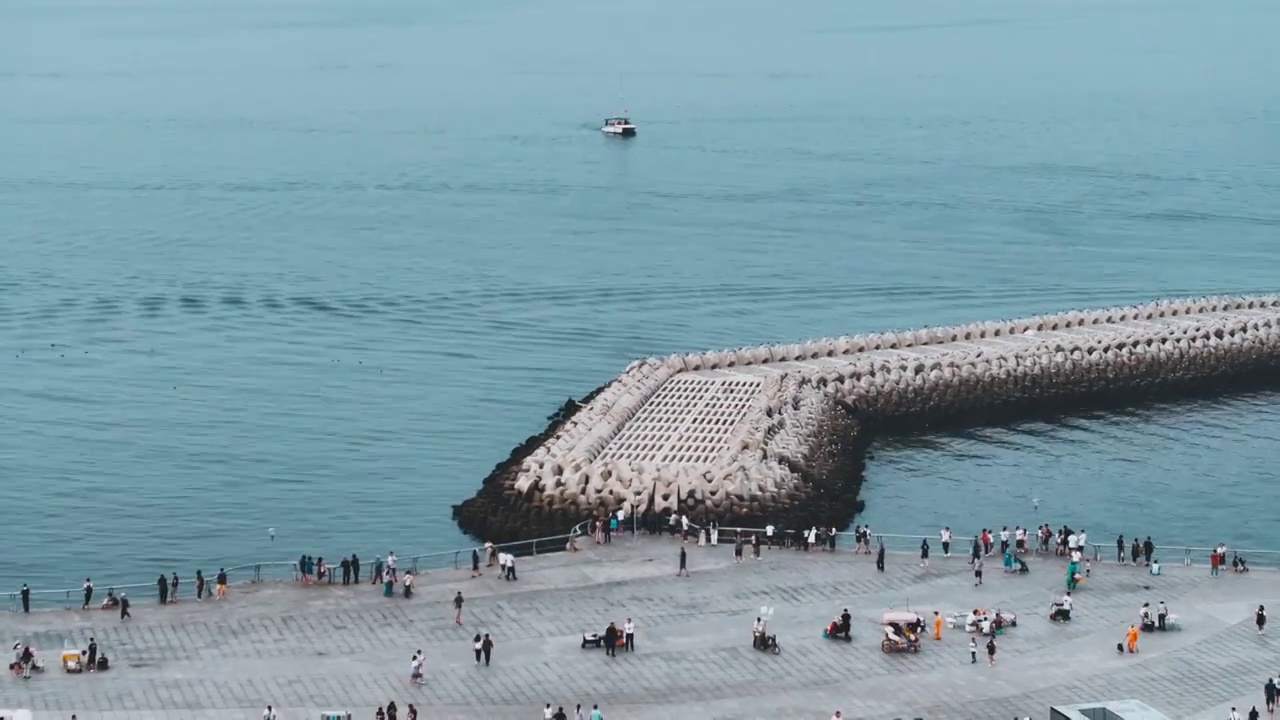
[589,704,603,720]
[409,654,423,686]
[82,578,94,610]
[1126,624,1139,653]
[932,611,943,640]
[974,555,984,586]
[119,592,131,621]
[734,536,744,564]
[215,568,228,599]
[624,617,635,652]
[985,636,997,667]
[1143,537,1155,566]
[1229,707,1240,720]
[876,542,885,572]
[920,538,930,568]
[480,633,494,666]
[677,547,689,577]
[20,583,30,613]
[1264,677,1276,714]
[603,622,619,658]
[402,571,414,598]
[507,554,518,581]
[968,637,977,664]
[157,574,169,604]
[373,555,384,585]
[473,634,483,665]
[453,591,464,625]
[1258,605,1268,635]
[195,570,206,601]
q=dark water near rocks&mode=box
[2,0,1279,591]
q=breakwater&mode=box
[454,296,1280,543]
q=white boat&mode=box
[601,116,636,137]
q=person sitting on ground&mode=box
[100,589,119,609]
[1234,553,1249,573]
[827,618,841,638]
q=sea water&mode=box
[2,0,1278,591]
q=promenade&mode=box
[3,535,1278,720]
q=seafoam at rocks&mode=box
[454,295,1280,542]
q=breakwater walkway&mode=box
[3,537,1278,719]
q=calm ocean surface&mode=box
[2,0,1279,591]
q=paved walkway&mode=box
[3,536,1279,720]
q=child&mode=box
[969,637,977,664]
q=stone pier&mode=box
[454,295,1280,542]
[3,537,1279,719]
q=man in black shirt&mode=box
[340,556,351,586]
[157,574,168,604]
[119,593,131,620]
[603,622,619,658]
[20,583,30,613]
[552,707,568,720]
[351,554,361,584]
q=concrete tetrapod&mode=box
[454,295,1280,543]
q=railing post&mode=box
[453,552,461,571]
[1184,549,1192,567]
[254,564,262,583]
[412,558,419,575]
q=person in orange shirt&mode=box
[933,611,943,640]
[1126,624,1139,653]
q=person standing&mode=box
[1116,535,1126,564]
[386,551,398,582]
[1264,677,1276,714]
[1157,601,1168,631]
[215,568,228,599]
[498,551,509,580]
[340,556,351,586]
[86,637,98,671]
[624,617,635,652]
[507,554,518,581]
[575,704,586,720]
[986,636,997,667]
[999,527,1010,556]
[82,578,94,610]
[1143,537,1155,566]
[453,592,464,625]
[1126,624,1139,653]
[734,536,744,564]
[472,634,483,665]
[968,636,977,664]
[920,538,930,568]
[603,622,619,658]
[409,654,422,686]
[1229,708,1240,720]
[119,592,131,621]
[481,633,494,666]
[195,570,206,601]
[940,527,952,558]
[752,533,761,560]
[552,707,568,720]
[402,572,414,598]
[373,556,385,585]
[1258,605,1268,635]
[677,547,689,577]
[170,572,179,603]
[589,705,603,720]
[932,611,943,640]
[973,555,984,586]
[20,583,30,613]
[262,705,277,720]
[471,548,481,578]
[351,554,361,583]
[876,542,885,572]
[1211,550,1221,577]
[157,574,169,604]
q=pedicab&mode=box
[880,611,923,654]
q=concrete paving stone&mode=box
[3,538,1279,719]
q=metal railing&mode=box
[6,522,590,612]
[639,522,1280,571]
